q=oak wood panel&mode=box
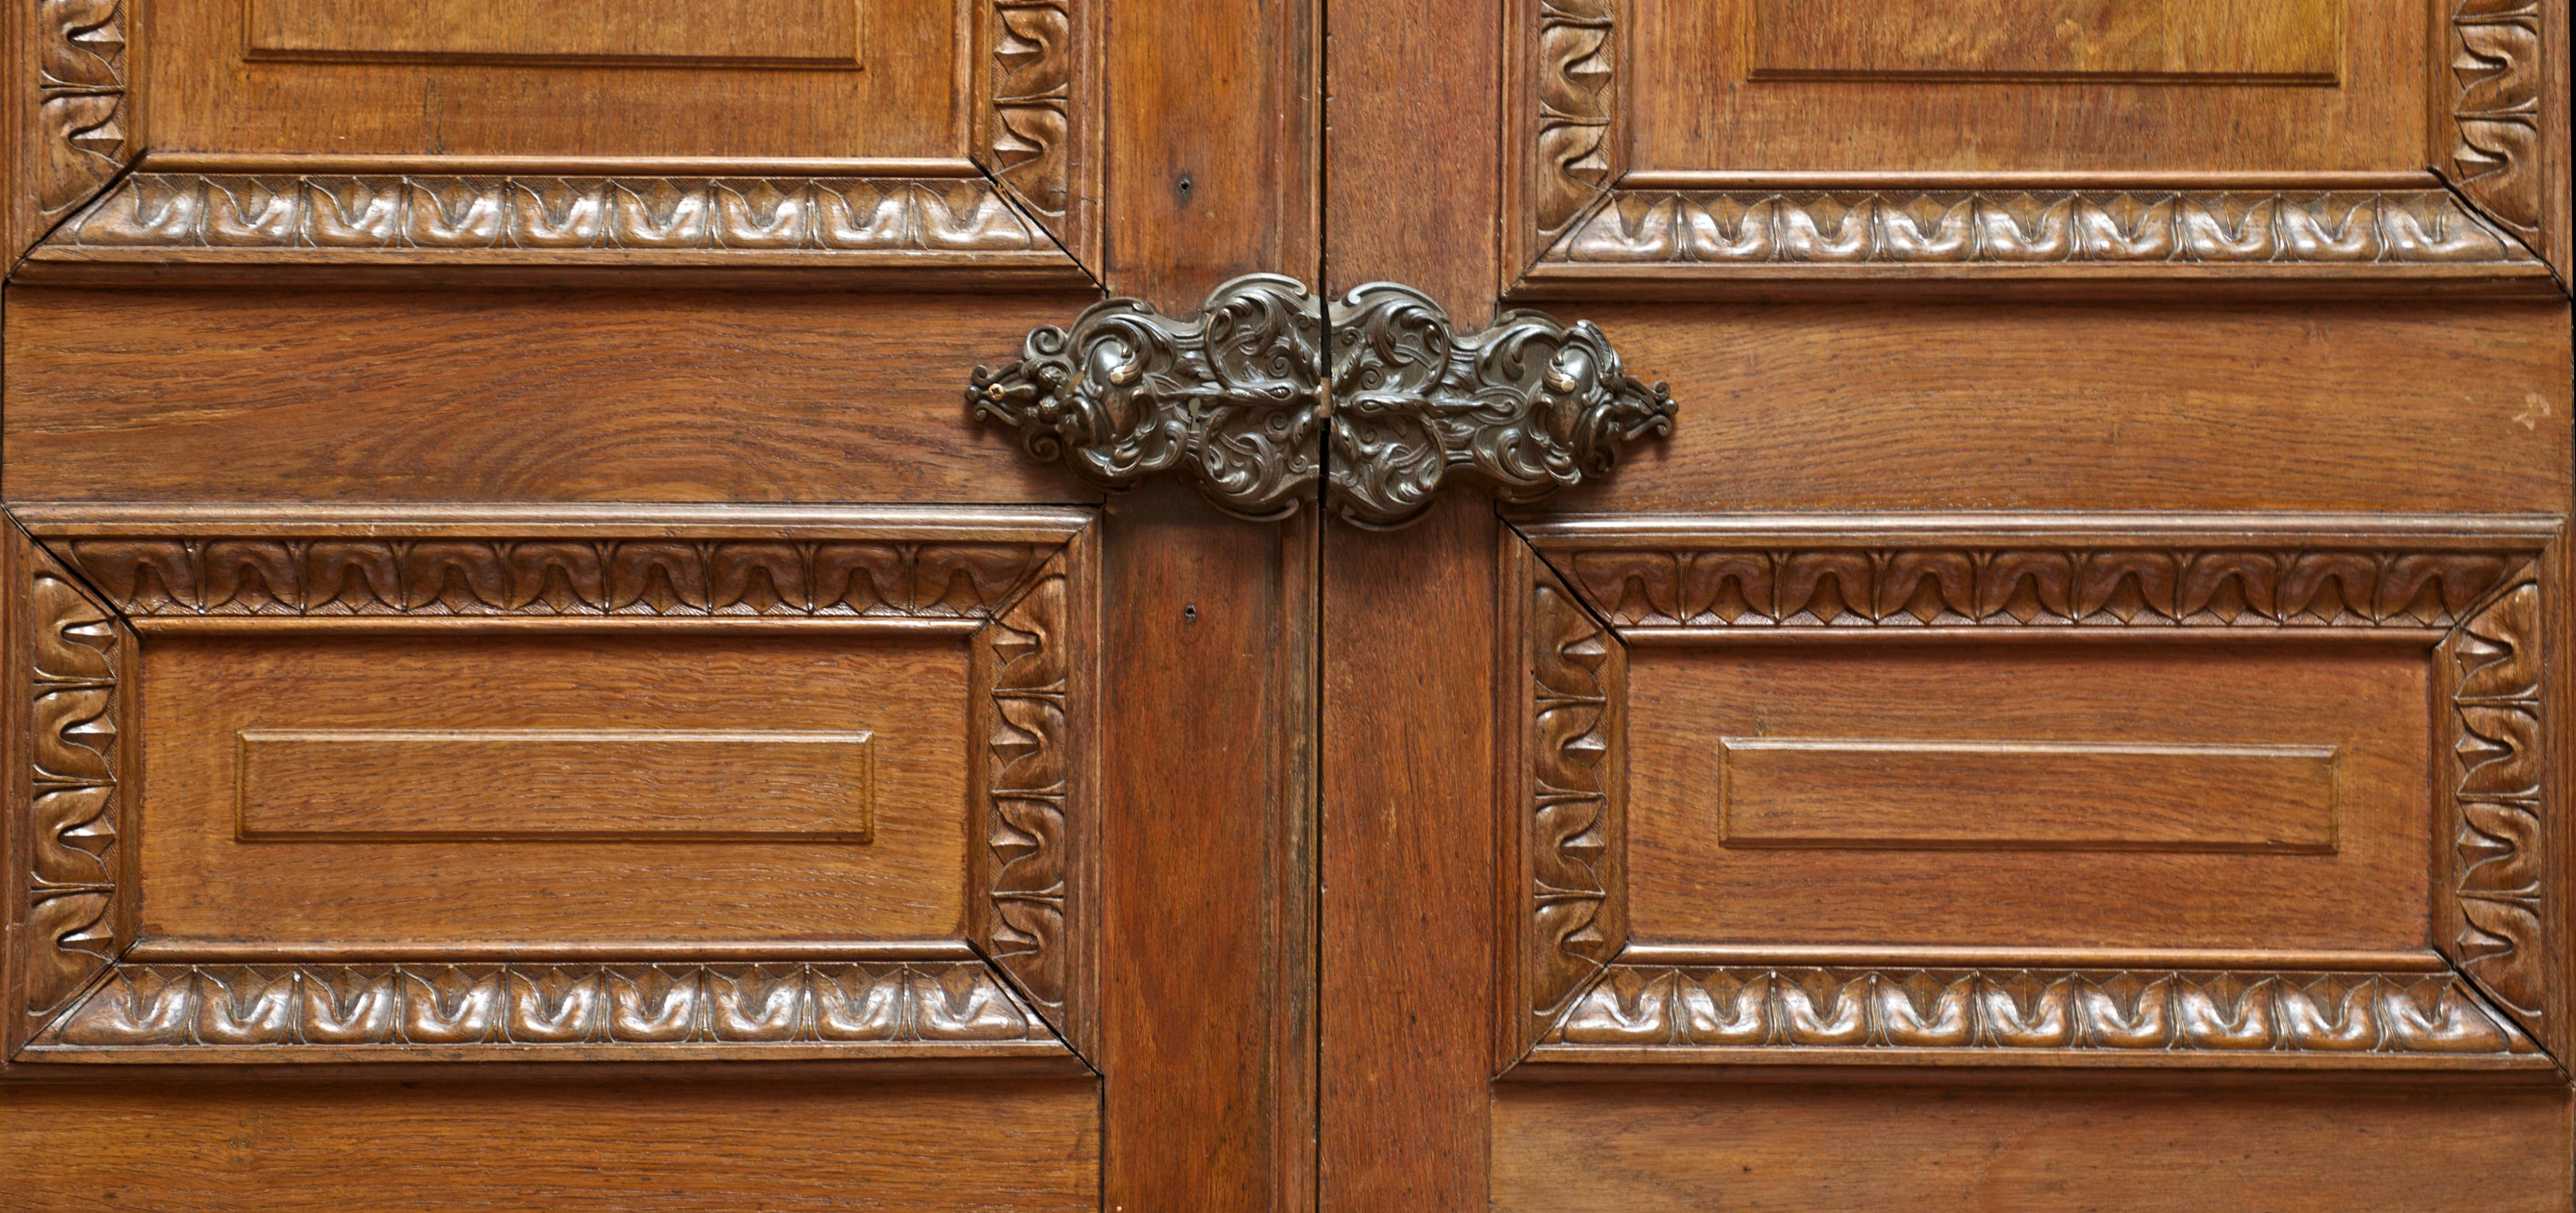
[147,0,949,160]
[1634,0,2427,175]
[9,0,136,267]
[1099,485,1317,1213]
[0,1078,1101,1210]
[234,728,876,842]
[138,632,965,948]
[1492,1081,2574,1211]
[1319,495,1496,1212]
[0,288,1099,504]
[1627,639,2431,952]
[1748,0,2343,83]
[1716,737,2339,852]
[247,0,863,66]
[1533,301,2574,516]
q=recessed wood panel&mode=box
[1750,0,2342,83]
[236,728,875,841]
[139,632,968,948]
[1633,0,2422,175]
[0,1079,1101,1211]
[1627,639,2431,951]
[1493,1083,2574,1211]
[146,0,950,160]
[249,0,863,66]
[1718,737,2337,852]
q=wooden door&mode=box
[1321,1,2576,1209]
[0,2,1319,1209]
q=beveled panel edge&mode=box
[1498,512,2568,1074]
[1508,0,2570,297]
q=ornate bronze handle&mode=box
[968,275,1674,528]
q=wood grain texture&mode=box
[1714,737,2340,853]
[1517,301,2573,516]
[1492,1081,2575,1211]
[1099,484,1316,1213]
[0,1078,1101,1209]
[1328,0,1498,318]
[245,0,863,65]
[1,288,1103,504]
[1320,495,1495,1212]
[1748,0,2344,82]
[233,728,877,842]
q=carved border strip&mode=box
[27,0,132,235]
[2445,0,2550,259]
[2444,576,2548,1039]
[10,508,1098,1064]
[976,0,1093,263]
[50,534,1057,618]
[1535,966,2540,1061]
[15,545,123,1050]
[1504,517,2563,1068]
[1513,1,2563,292]
[24,962,1058,1057]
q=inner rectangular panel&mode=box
[1630,0,2426,175]
[139,631,968,948]
[1626,637,2432,952]
[147,0,956,159]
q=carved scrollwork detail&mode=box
[23,565,122,1028]
[967,276,1675,527]
[1329,283,1674,528]
[970,274,1327,521]
[30,962,1052,1054]
[1542,967,2538,1057]
[2447,578,2546,1030]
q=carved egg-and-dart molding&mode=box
[967,274,1676,527]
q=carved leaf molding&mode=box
[1541,966,2539,1058]
[36,0,130,220]
[1550,546,2523,631]
[968,274,1676,527]
[2449,578,2546,1031]
[1527,569,1622,1040]
[47,174,1054,257]
[976,567,1076,1026]
[56,537,1053,618]
[1543,190,2538,268]
[29,962,1056,1055]
[2449,0,2546,241]
[22,565,122,1032]
[979,0,1075,235]
[1535,0,1619,240]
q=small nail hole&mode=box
[1183,604,1199,623]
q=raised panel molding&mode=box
[1512,0,2568,295]
[11,1,1107,284]
[1535,966,2542,1064]
[1502,516,2566,1070]
[5,506,1101,1065]
[26,961,1057,1060]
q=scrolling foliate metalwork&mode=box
[967,275,1675,526]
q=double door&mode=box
[2,1,2572,1208]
